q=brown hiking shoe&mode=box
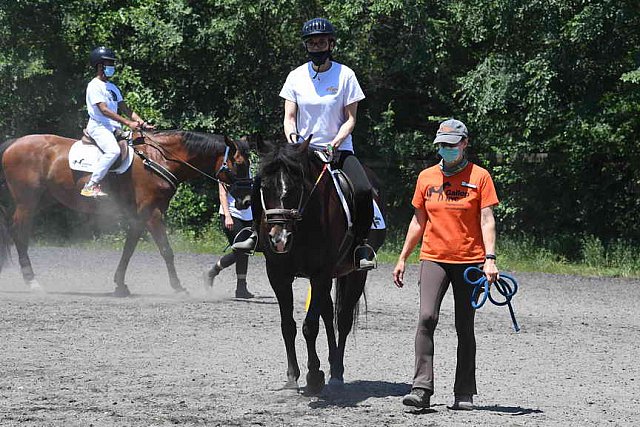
[402,388,430,408]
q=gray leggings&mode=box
[413,260,482,396]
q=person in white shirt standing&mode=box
[233,18,376,270]
[204,182,255,299]
[81,46,153,198]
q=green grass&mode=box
[34,229,640,279]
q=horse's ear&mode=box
[297,134,312,153]
[224,135,236,150]
[256,137,271,155]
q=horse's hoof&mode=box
[283,379,299,390]
[305,370,325,395]
[27,279,46,293]
[112,285,131,298]
[174,286,189,296]
[328,377,344,390]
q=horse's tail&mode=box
[0,139,16,269]
[334,273,368,335]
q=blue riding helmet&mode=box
[301,18,335,39]
[90,46,116,67]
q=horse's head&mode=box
[218,136,253,210]
[257,136,313,254]
[138,130,253,210]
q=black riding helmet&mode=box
[301,18,335,40]
[89,46,116,67]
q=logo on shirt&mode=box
[426,181,469,202]
[326,86,338,94]
[426,182,451,201]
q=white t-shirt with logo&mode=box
[219,192,253,221]
[86,77,123,132]
[279,61,365,153]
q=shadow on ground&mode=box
[309,380,410,408]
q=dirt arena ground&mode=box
[0,246,638,426]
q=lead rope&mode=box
[463,266,520,332]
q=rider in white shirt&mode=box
[81,46,153,198]
[233,18,376,270]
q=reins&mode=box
[136,129,234,185]
[463,266,521,332]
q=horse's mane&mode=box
[149,130,249,157]
[259,141,308,184]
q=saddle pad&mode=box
[68,140,134,174]
[371,199,386,230]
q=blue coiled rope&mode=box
[463,266,520,332]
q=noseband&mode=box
[260,163,328,225]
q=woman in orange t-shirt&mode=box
[392,118,499,411]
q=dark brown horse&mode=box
[256,137,385,394]
[0,130,251,296]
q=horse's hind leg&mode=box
[11,204,42,291]
[145,208,186,294]
[332,271,367,384]
[112,219,146,297]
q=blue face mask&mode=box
[104,65,115,77]
[438,146,460,163]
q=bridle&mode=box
[136,129,252,191]
[260,159,328,226]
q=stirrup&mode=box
[231,228,257,253]
[354,241,377,271]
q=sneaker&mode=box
[235,288,255,299]
[231,231,258,252]
[80,182,108,198]
[447,394,474,411]
[402,388,431,408]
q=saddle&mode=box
[81,128,129,169]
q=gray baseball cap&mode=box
[433,119,468,144]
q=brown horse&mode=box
[0,130,251,296]
[256,137,386,394]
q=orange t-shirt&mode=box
[411,163,499,263]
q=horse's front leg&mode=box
[145,208,186,294]
[303,276,332,395]
[113,219,145,297]
[319,284,339,387]
[268,267,300,389]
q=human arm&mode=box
[96,102,139,129]
[481,205,499,283]
[117,101,155,129]
[219,182,234,230]
[283,100,298,142]
[329,102,358,150]
[392,208,428,288]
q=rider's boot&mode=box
[354,239,377,271]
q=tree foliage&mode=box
[1,0,639,250]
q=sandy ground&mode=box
[0,246,638,426]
